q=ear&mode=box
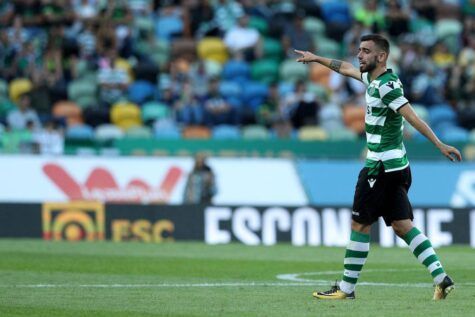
[377,51,387,63]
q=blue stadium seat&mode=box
[428,104,457,129]
[127,80,157,105]
[222,60,251,82]
[212,125,241,140]
[241,81,269,110]
[219,81,242,99]
[66,124,95,140]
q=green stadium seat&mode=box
[249,16,269,35]
[279,59,309,83]
[0,79,7,97]
[262,37,283,62]
[124,125,153,139]
[242,125,270,140]
[328,127,357,141]
[303,17,325,36]
[68,79,98,108]
[141,101,171,123]
[251,59,279,84]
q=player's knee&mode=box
[391,221,412,237]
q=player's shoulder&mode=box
[377,70,400,85]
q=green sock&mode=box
[403,227,447,284]
[339,230,370,294]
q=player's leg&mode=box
[313,167,378,300]
[313,220,371,300]
[392,219,454,300]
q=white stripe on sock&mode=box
[339,280,355,294]
[348,241,370,252]
[409,234,426,252]
[417,248,434,264]
[428,261,442,274]
[344,270,360,279]
[344,257,367,265]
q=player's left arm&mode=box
[398,103,462,162]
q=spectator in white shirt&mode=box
[7,93,42,131]
[223,14,260,61]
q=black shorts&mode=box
[352,165,413,226]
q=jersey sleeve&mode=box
[379,80,408,112]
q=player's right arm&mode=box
[294,49,362,82]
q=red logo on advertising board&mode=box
[43,163,183,203]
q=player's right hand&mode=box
[294,50,317,64]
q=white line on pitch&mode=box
[2,281,475,289]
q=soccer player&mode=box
[295,34,462,300]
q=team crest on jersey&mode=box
[369,85,376,95]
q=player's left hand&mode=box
[439,143,462,162]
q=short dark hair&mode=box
[360,34,390,54]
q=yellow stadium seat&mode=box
[110,101,142,130]
[9,78,33,103]
[197,37,229,64]
[298,126,328,141]
[114,58,134,82]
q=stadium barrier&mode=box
[1,203,474,247]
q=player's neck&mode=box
[369,66,387,82]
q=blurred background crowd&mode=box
[1,0,475,155]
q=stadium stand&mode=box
[0,0,474,155]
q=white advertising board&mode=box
[0,155,308,205]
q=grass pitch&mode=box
[0,240,474,317]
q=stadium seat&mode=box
[127,80,156,105]
[52,101,83,126]
[241,81,269,110]
[9,78,33,103]
[155,14,184,41]
[251,59,279,84]
[248,16,269,35]
[435,19,462,40]
[310,63,332,88]
[110,101,142,130]
[154,119,181,139]
[306,83,328,102]
[124,125,153,139]
[0,96,16,118]
[219,81,242,99]
[95,124,124,141]
[141,101,171,124]
[136,38,170,68]
[298,126,328,141]
[222,60,251,82]
[327,127,357,141]
[440,126,469,143]
[67,79,98,108]
[182,125,211,139]
[242,125,270,139]
[212,125,241,139]
[319,103,344,131]
[0,79,7,97]
[261,37,283,62]
[314,37,341,58]
[280,59,309,83]
[303,17,325,36]
[428,104,457,129]
[197,37,229,64]
[342,105,365,134]
[66,124,94,140]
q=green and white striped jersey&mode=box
[362,70,409,174]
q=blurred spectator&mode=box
[223,14,260,61]
[184,0,215,38]
[213,0,244,34]
[354,0,385,33]
[184,153,217,204]
[203,78,238,126]
[280,80,318,128]
[7,93,41,130]
[256,82,280,128]
[32,119,64,155]
[384,0,410,38]
[282,11,314,58]
[175,80,204,125]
